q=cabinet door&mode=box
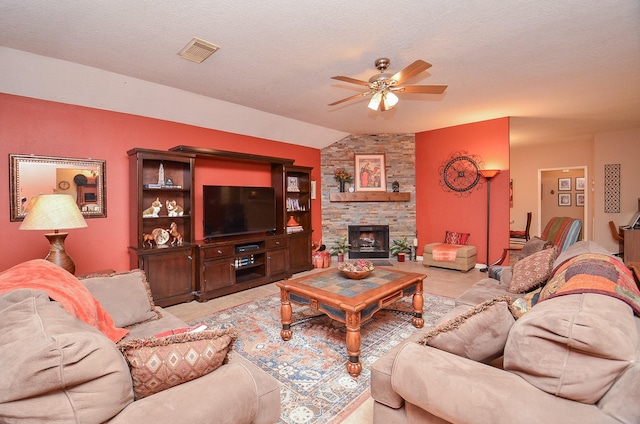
[288,232,313,273]
[267,248,289,277]
[140,248,195,307]
[201,258,235,293]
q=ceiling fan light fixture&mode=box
[369,90,398,112]
[368,92,383,111]
[384,91,399,110]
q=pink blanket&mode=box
[432,244,461,262]
[0,259,129,342]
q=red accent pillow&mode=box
[444,231,470,245]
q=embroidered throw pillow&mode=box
[417,296,514,363]
[118,328,237,399]
[444,231,470,245]
[508,247,558,293]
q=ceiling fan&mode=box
[329,58,447,111]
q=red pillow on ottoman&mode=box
[444,231,470,245]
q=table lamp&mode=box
[19,194,88,274]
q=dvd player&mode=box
[236,244,260,253]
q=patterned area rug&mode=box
[189,293,455,424]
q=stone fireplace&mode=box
[348,225,390,259]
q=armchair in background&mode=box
[490,217,582,280]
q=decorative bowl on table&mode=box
[338,260,375,280]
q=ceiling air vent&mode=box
[178,37,220,63]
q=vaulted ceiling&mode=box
[1,1,638,149]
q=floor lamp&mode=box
[479,169,500,272]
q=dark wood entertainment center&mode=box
[128,147,313,307]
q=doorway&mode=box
[538,167,588,240]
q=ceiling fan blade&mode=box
[397,84,448,94]
[328,92,369,106]
[331,76,370,86]
[390,60,432,85]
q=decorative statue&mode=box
[142,197,162,217]
[168,222,183,246]
[166,200,184,216]
[142,233,155,248]
[158,163,165,185]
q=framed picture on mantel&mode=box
[355,154,386,192]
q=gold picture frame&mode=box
[9,153,107,221]
[355,154,386,192]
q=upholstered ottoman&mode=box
[423,243,477,273]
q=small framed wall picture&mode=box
[558,177,571,191]
[355,154,386,191]
[576,193,585,206]
[558,193,571,206]
[575,177,585,191]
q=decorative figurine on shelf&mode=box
[392,181,400,192]
[168,221,183,246]
[142,233,156,248]
[158,163,165,185]
[166,200,184,216]
[143,197,162,218]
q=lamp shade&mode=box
[480,169,501,179]
[368,91,383,111]
[20,194,88,231]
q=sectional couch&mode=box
[0,259,281,424]
[371,241,640,423]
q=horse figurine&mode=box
[142,233,155,248]
[168,222,183,246]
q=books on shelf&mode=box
[286,198,306,211]
[143,183,183,189]
[287,225,304,234]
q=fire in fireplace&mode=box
[348,225,390,259]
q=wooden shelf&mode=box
[329,192,411,202]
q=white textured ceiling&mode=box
[1,0,639,148]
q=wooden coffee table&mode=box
[276,267,426,377]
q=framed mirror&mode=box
[9,154,107,221]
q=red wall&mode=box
[0,94,322,274]
[415,118,510,265]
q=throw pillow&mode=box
[80,269,159,328]
[417,296,514,363]
[118,329,237,399]
[508,247,558,293]
[444,231,470,245]
[509,287,543,319]
[520,236,552,257]
[504,293,637,404]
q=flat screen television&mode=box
[203,185,277,239]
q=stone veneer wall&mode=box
[321,133,417,257]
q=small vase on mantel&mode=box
[339,181,346,193]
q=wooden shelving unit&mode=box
[128,148,196,307]
[272,164,314,273]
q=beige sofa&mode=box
[0,260,280,424]
[371,241,640,424]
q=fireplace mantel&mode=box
[329,192,411,202]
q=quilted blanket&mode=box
[432,244,461,262]
[0,259,128,342]
[539,253,640,316]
